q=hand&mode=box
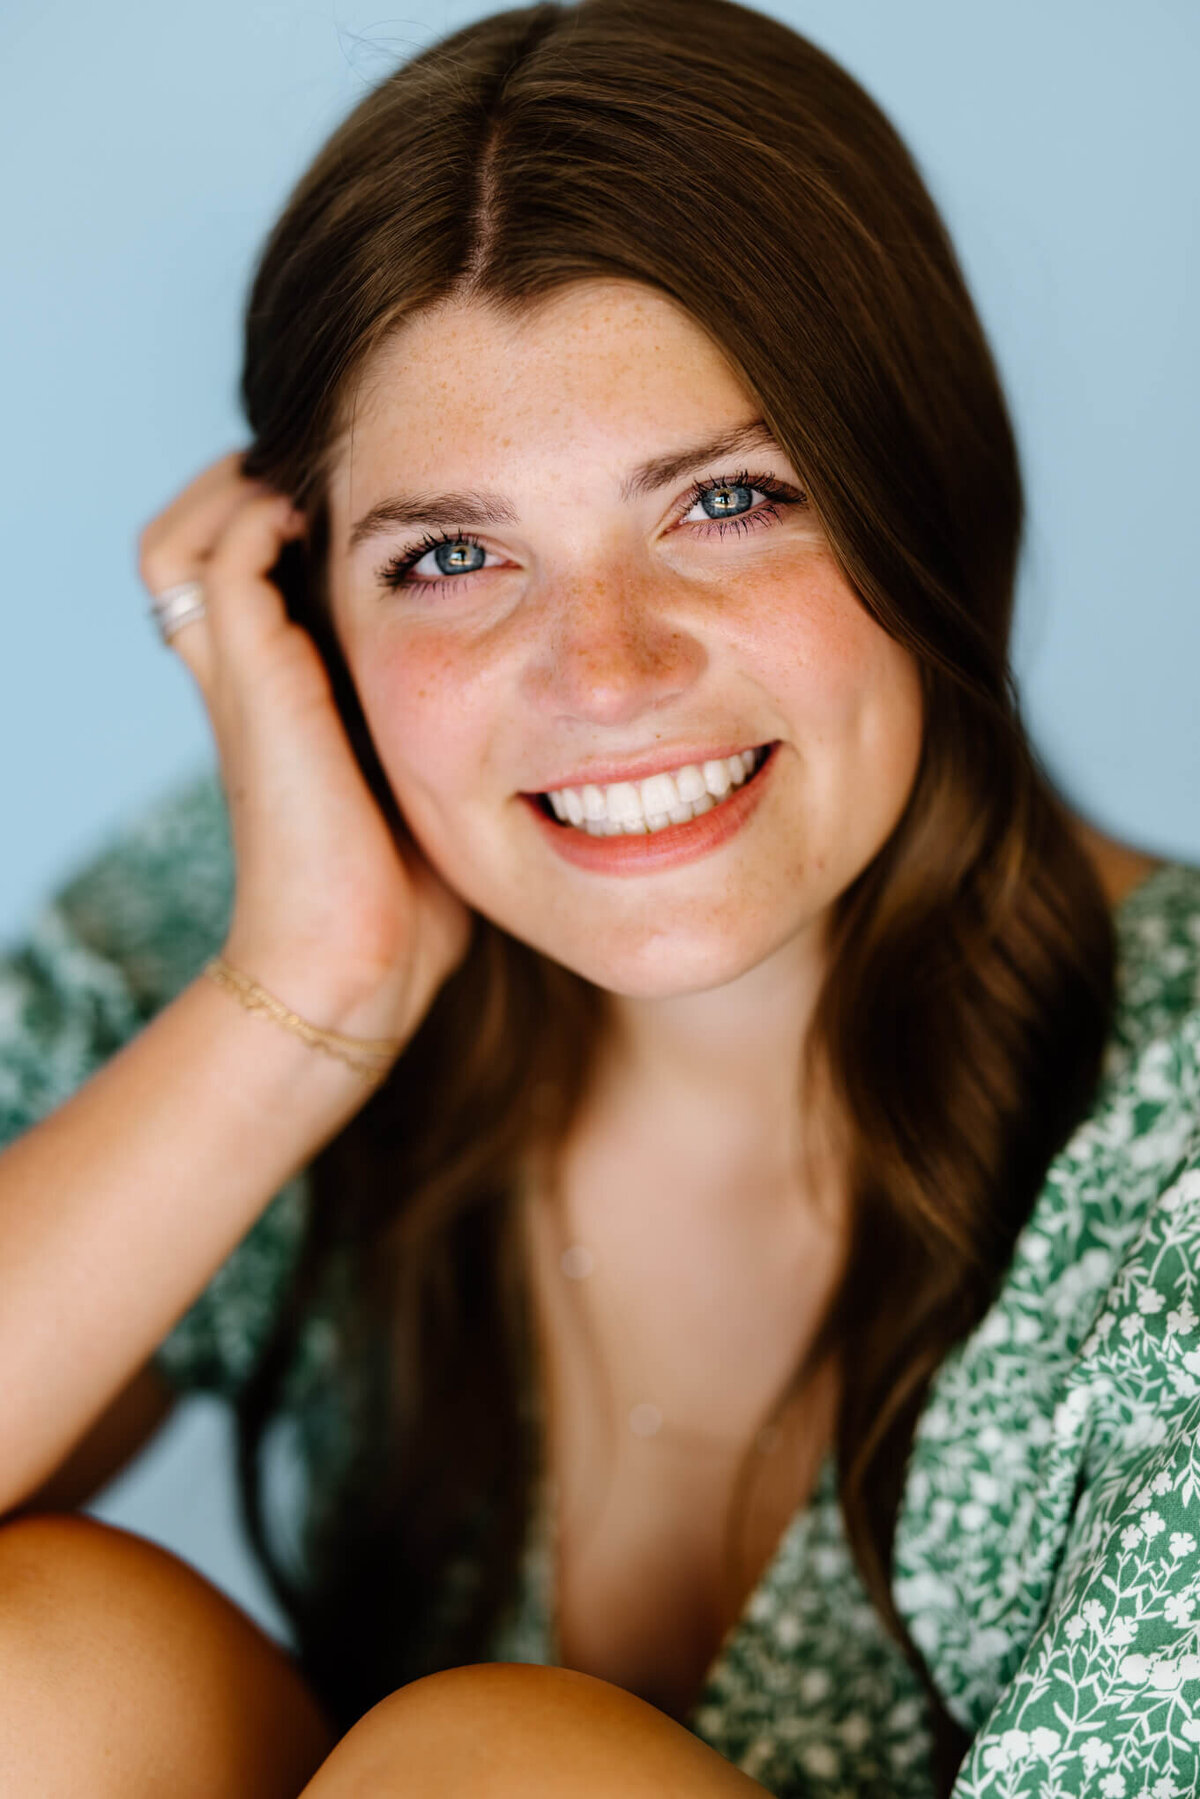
[137,450,473,1050]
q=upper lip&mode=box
[525,741,771,794]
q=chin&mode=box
[529,919,787,1001]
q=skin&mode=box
[325,277,1164,1231]
[326,277,925,1214]
[0,1515,765,1797]
[321,283,1166,1722]
[0,276,1163,1794]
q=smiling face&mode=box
[325,277,924,999]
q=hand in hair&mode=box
[137,450,473,1053]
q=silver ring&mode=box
[149,579,207,644]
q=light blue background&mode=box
[2,1,1196,1643]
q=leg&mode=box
[300,1661,769,1797]
[0,1510,335,1796]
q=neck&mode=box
[583,914,842,1223]
[552,817,1162,1241]
[609,930,823,1097]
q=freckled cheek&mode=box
[730,567,890,729]
[348,634,486,806]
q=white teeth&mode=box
[674,764,707,804]
[639,771,679,814]
[606,781,642,822]
[702,758,731,799]
[544,746,765,837]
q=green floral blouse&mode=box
[3,769,1199,1799]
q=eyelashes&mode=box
[372,469,808,596]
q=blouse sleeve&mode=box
[951,1099,1200,1797]
[0,770,308,1402]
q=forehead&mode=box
[330,278,756,487]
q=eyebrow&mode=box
[346,418,783,551]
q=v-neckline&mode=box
[530,1433,842,1730]
[515,1152,847,1728]
[521,857,1188,1724]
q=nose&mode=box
[518,569,708,729]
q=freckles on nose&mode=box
[530,605,707,713]
[576,623,683,679]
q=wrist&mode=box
[203,957,401,1084]
[211,942,414,1075]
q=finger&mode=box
[137,450,279,596]
[202,492,308,662]
[160,492,306,699]
[159,581,218,694]
[138,454,269,597]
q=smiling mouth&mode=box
[534,743,775,836]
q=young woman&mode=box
[0,2,1196,1795]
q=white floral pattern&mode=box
[3,771,1199,1798]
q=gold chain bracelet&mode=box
[203,956,403,1083]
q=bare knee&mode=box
[300,1661,766,1796]
[0,1510,333,1797]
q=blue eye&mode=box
[377,530,490,591]
[693,481,757,520]
[426,538,486,577]
[680,474,802,528]
[375,469,806,594]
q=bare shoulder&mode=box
[1066,812,1168,912]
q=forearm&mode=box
[0,968,382,1512]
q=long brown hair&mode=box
[233,4,1116,1788]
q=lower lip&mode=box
[521,745,779,876]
